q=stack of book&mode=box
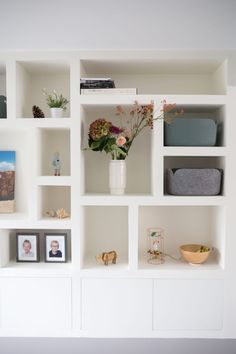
[80,78,115,89]
[80,78,137,95]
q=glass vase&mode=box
[147,227,165,264]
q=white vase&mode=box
[50,108,63,118]
[109,160,126,195]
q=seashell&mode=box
[46,210,56,217]
[56,208,70,219]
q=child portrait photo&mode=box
[16,233,39,262]
[44,233,67,263]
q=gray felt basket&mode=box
[167,168,222,196]
[165,118,217,146]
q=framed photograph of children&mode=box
[44,233,67,263]
[16,233,40,262]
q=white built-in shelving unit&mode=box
[0,51,235,338]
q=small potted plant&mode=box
[43,89,69,118]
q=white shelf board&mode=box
[78,256,223,279]
[35,217,72,229]
[138,255,224,279]
[0,118,72,129]
[79,94,156,105]
[82,258,129,272]
[0,212,29,221]
[0,213,30,228]
[79,94,227,106]
[0,261,73,277]
[162,146,227,156]
[81,194,153,205]
[161,195,226,206]
[36,176,72,186]
[81,195,226,206]
[19,118,71,128]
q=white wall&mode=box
[0,1,236,353]
[0,0,236,50]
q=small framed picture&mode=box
[16,233,40,262]
[44,233,67,263]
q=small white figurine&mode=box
[52,152,61,176]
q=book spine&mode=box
[80,78,112,82]
[80,81,115,89]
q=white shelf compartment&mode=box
[0,228,72,273]
[138,205,225,271]
[16,60,71,118]
[36,176,72,186]
[80,206,129,269]
[164,156,226,196]
[37,186,71,221]
[0,128,30,216]
[36,127,71,176]
[80,58,227,95]
[80,103,153,195]
[164,103,226,147]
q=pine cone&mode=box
[32,105,45,118]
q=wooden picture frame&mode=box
[16,233,40,262]
[44,233,67,263]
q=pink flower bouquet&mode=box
[87,100,182,160]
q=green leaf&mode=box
[90,141,101,150]
[110,145,127,157]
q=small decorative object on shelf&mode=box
[44,233,67,263]
[80,78,115,89]
[96,250,117,266]
[32,105,45,118]
[0,151,15,213]
[86,101,182,195]
[43,89,69,118]
[16,233,40,262]
[164,117,217,146]
[52,152,61,176]
[46,208,70,219]
[147,228,165,265]
[167,168,222,196]
[180,244,211,264]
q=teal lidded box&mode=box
[0,96,7,119]
[165,118,217,146]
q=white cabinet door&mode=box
[0,277,71,330]
[82,278,152,335]
[153,279,223,330]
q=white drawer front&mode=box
[153,279,223,330]
[0,277,72,330]
[82,278,152,334]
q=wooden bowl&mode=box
[180,244,211,264]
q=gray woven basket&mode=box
[167,168,222,196]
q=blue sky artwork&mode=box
[0,151,15,172]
